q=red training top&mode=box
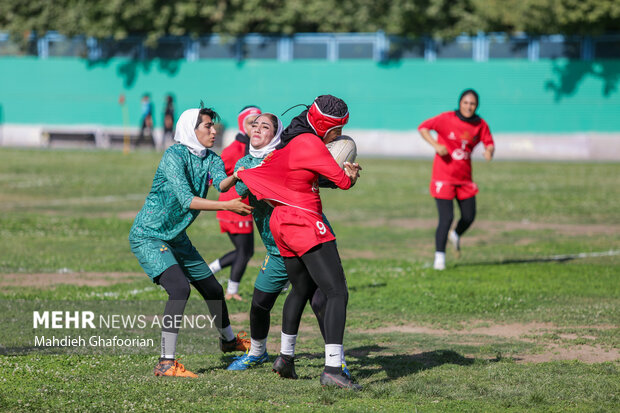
[237,133,351,216]
[418,111,494,183]
[216,139,252,224]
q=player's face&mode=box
[242,115,255,135]
[459,94,478,118]
[322,127,342,145]
[195,114,217,148]
[250,115,275,149]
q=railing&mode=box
[1,31,619,61]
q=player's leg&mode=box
[311,289,350,378]
[175,234,249,353]
[301,241,360,389]
[272,256,317,379]
[153,264,197,377]
[434,198,454,270]
[455,196,476,236]
[224,232,254,300]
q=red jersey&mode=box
[418,111,493,183]
[217,138,252,225]
[237,133,351,216]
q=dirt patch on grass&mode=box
[355,321,619,363]
[0,272,143,287]
[357,217,620,237]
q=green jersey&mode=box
[130,144,226,242]
[235,154,280,256]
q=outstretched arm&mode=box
[189,196,252,215]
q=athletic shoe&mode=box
[227,351,269,371]
[433,253,446,271]
[320,370,362,390]
[220,331,251,353]
[449,230,461,257]
[153,359,198,378]
[272,354,298,379]
[342,364,351,379]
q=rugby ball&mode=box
[326,135,357,168]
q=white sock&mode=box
[280,332,297,356]
[226,280,239,295]
[325,344,342,368]
[209,259,222,274]
[161,331,177,359]
[249,338,267,357]
[218,324,235,342]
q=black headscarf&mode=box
[235,132,251,155]
[455,88,481,123]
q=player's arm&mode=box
[419,128,448,156]
[234,158,251,197]
[189,196,252,215]
[298,138,353,189]
[483,144,495,161]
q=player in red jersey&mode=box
[209,106,261,301]
[418,89,495,270]
[237,95,362,389]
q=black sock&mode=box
[324,365,342,374]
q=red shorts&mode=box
[430,180,478,200]
[269,206,335,257]
[218,219,253,234]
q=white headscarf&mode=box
[249,114,283,159]
[174,108,207,158]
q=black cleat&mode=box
[272,354,298,379]
[320,370,362,390]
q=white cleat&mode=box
[433,252,446,270]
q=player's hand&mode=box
[435,144,449,156]
[344,162,361,185]
[233,167,245,180]
[227,198,253,215]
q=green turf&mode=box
[0,147,618,411]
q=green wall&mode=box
[0,57,618,132]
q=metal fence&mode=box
[1,31,619,61]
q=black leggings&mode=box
[158,264,230,333]
[435,196,476,252]
[218,233,254,282]
[250,287,328,341]
[281,241,348,345]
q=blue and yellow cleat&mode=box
[227,351,269,371]
[342,363,351,379]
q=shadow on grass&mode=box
[347,345,482,383]
[457,255,577,267]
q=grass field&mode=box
[0,147,618,412]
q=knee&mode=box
[461,210,476,225]
[167,282,190,301]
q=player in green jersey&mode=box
[129,106,253,378]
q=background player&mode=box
[209,105,262,301]
[418,89,495,270]
[129,106,252,378]
[237,95,362,389]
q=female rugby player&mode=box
[237,95,362,389]
[226,113,351,378]
[209,105,262,301]
[418,89,495,270]
[129,106,252,378]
